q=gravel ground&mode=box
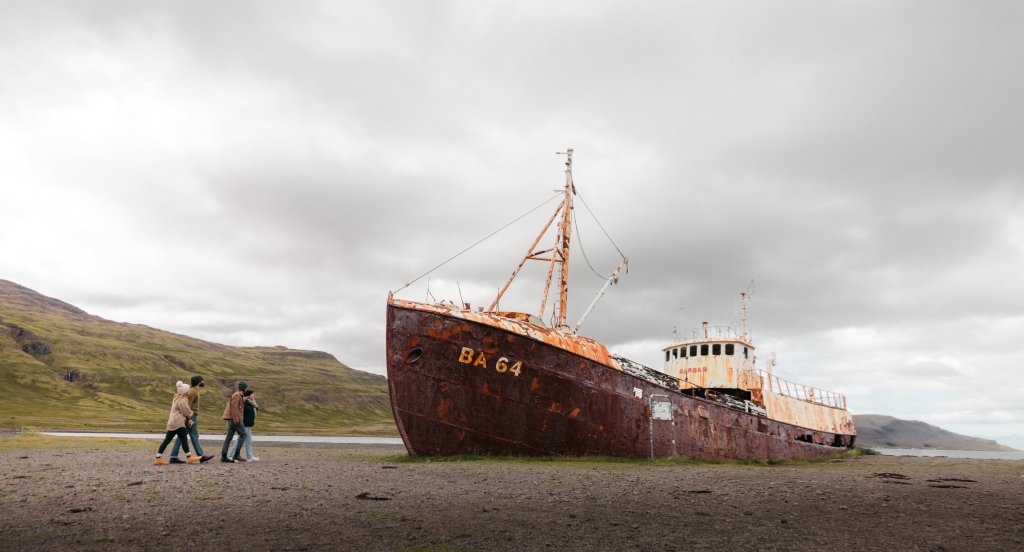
[2,440,1023,551]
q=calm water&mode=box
[41,431,403,445]
[39,434,1023,458]
[876,448,1024,460]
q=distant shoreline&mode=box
[876,447,1024,460]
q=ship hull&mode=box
[387,303,855,460]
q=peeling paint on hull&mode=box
[387,303,855,460]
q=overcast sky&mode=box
[2,1,1022,447]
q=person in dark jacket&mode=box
[220,381,247,463]
[169,374,214,463]
[229,389,259,461]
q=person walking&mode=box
[220,381,247,463]
[169,374,214,464]
[229,389,259,461]
[154,381,202,465]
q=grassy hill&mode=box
[853,414,1017,451]
[0,279,395,435]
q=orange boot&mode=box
[186,454,202,464]
[154,456,168,465]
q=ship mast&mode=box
[554,148,574,331]
[741,291,749,342]
[487,148,575,331]
[487,148,623,335]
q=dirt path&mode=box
[2,440,1023,551]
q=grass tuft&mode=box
[382,454,486,463]
[0,430,150,452]
[380,449,866,468]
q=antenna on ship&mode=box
[741,279,754,342]
[740,292,749,342]
[676,307,684,342]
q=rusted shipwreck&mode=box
[386,150,855,460]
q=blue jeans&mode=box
[230,426,253,460]
[171,414,204,457]
[222,421,245,458]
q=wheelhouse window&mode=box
[712,344,721,355]
[665,351,671,362]
[700,344,708,356]
[743,347,748,359]
[689,345,697,357]
[725,343,734,355]
[681,347,687,358]
[672,348,678,359]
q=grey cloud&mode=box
[1,1,1022,443]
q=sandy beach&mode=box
[1,438,1022,551]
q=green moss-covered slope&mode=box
[0,279,394,435]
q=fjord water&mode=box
[38,433,1024,458]
[877,448,1024,460]
[42,431,403,445]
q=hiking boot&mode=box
[168,457,186,464]
[220,456,235,463]
[186,455,202,464]
[199,454,214,463]
[154,457,168,466]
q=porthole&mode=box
[404,347,424,364]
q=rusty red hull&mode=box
[387,303,855,460]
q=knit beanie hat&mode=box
[238,381,248,391]
[175,381,190,395]
[190,375,203,387]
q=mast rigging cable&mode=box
[393,192,562,294]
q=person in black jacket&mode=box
[229,389,259,461]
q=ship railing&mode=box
[686,325,741,341]
[755,370,847,410]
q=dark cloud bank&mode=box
[1,1,1021,446]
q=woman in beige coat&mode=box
[154,381,202,465]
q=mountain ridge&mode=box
[0,279,394,434]
[853,414,1017,452]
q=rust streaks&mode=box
[387,302,855,460]
[437,398,452,419]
